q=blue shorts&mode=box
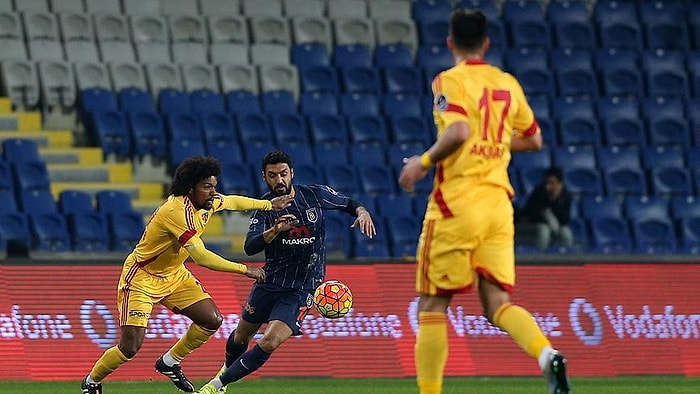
[241,284,314,335]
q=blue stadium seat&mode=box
[89,110,132,157]
[597,96,639,120]
[484,47,505,68]
[552,97,594,120]
[386,215,420,257]
[513,68,555,97]
[563,168,603,197]
[165,112,203,143]
[597,19,643,50]
[376,193,413,217]
[602,167,647,197]
[118,88,154,114]
[323,163,361,196]
[2,138,41,163]
[0,212,31,253]
[679,217,700,254]
[596,146,641,170]
[387,142,426,167]
[333,44,372,69]
[645,68,690,98]
[68,212,109,252]
[169,139,206,170]
[0,161,13,193]
[218,162,256,195]
[511,148,551,171]
[291,43,330,69]
[375,44,414,67]
[509,19,552,49]
[647,115,691,148]
[547,0,589,23]
[127,112,167,160]
[650,167,693,197]
[503,0,545,22]
[29,212,70,252]
[292,164,326,185]
[109,211,144,252]
[357,165,396,196]
[642,146,684,170]
[340,93,380,116]
[412,0,452,24]
[594,47,639,70]
[553,145,596,171]
[19,189,57,213]
[417,20,448,46]
[527,95,550,120]
[506,47,548,74]
[12,161,50,193]
[549,2,595,48]
[602,113,646,148]
[487,19,507,49]
[415,45,452,70]
[632,217,677,254]
[383,66,424,95]
[455,0,499,20]
[556,68,598,98]
[241,141,276,166]
[200,111,237,144]
[79,87,118,118]
[558,115,601,146]
[157,88,192,114]
[624,195,669,222]
[59,190,93,215]
[349,144,386,166]
[390,115,431,145]
[579,196,623,220]
[351,220,390,258]
[236,113,274,144]
[643,96,685,120]
[226,90,262,115]
[283,143,314,166]
[340,66,382,94]
[550,48,593,72]
[298,65,339,94]
[589,217,632,254]
[347,114,389,145]
[308,114,349,145]
[314,143,350,165]
[207,139,244,166]
[600,67,644,97]
[95,190,133,215]
[382,93,423,118]
[261,91,297,114]
[644,20,690,51]
[300,92,338,115]
[0,190,18,213]
[639,0,684,23]
[325,211,351,257]
[518,167,546,196]
[671,196,700,220]
[190,89,225,115]
[271,113,309,144]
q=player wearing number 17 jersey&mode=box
[399,9,571,394]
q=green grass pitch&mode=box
[2,376,700,393]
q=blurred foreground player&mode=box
[81,156,292,393]
[399,9,571,394]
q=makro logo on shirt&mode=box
[283,225,315,245]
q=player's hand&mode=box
[274,214,299,233]
[270,195,294,211]
[245,266,266,283]
[351,210,376,239]
[399,155,430,193]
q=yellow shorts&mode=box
[416,190,515,296]
[117,260,211,327]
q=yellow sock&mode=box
[169,323,216,362]
[415,311,448,394]
[493,303,551,359]
[89,346,130,382]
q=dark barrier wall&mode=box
[1,261,700,380]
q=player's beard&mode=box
[270,182,291,196]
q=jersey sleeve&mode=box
[507,73,540,138]
[245,209,267,238]
[216,194,272,212]
[162,204,203,248]
[312,184,352,211]
[432,72,469,132]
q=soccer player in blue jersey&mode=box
[195,149,376,394]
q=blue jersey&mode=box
[245,184,355,291]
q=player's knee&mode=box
[201,312,223,331]
[256,336,282,353]
[118,342,140,359]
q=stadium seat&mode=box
[644,20,689,51]
[589,217,632,254]
[29,212,70,252]
[386,215,420,257]
[602,114,646,148]
[261,91,297,115]
[108,212,144,252]
[558,115,601,147]
[333,18,375,49]
[624,196,669,222]
[679,217,700,254]
[391,115,431,146]
[292,164,325,185]
[597,96,639,121]
[511,148,552,171]
[383,66,424,95]
[411,0,451,24]
[169,140,206,170]
[512,68,555,97]
[271,113,309,145]
[375,44,414,68]
[357,165,395,196]
[333,44,372,69]
[347,114,389,145]
[647,115,691,148]
[313,143,349,166]
[340,93,380,116]
[509,19,552,49]
[579,196,623,220]
[95,190,133,215]
[207,139,244,166]
[563,168,603,197]
[39,61,77,111]
[645,68,690,98]
[553,145,596,171]
[387,142,426,168]
[218,162,256,196]
[518,167,546,196]
[506,47,548,75]
[0,189,18,213]
[19,189,57,214]
[200,112,237,145]
[191,90,226,115]
[226,91,262,115]
[166,112,203,144]
[671,196,700,220]
[376,193,413,218]
[552,20,596,49]
[291,43,330,70]
[291,16,332,49]
[418,19,448,46]
[642,146,685,170]
[145,63,184,95]
[602,167,647,198]
[0,212,31,253]
[632,218,677,254]
[352,231,391,258]
[340,66,381,94]
[308,114,349,146]
[128,112,167,160]
[375,18,418,53]
[650,167,693,197]
[12,161,50,194]
[382,93,424,118]
[300,92,338,115]
[597,19,643,51]
[58,190,93,215]
[158,88,191,115]
[349,143,386,166]
[323,164,361,196]
[118,88,154,114]
[298,65,339,94]
[596,146,640,170]
[68,212,109,252]
[2,139,41,164]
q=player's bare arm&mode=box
[399,121,470,192]
[511,132,543,152]
[262,214,299,244]
[351,207,376,239]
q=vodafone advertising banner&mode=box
[1,262,699,380]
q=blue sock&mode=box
[225,330,248,367]
[220,344,270,385]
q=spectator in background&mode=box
[521,166,573,251]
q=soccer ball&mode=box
[313,280,353,318]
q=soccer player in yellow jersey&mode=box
[81,156,293,394]
[399,9,571,394]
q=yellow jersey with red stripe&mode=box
[122,194,268,277]
[426,59,540,219]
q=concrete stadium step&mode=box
[51,181,164,201]
[48,162,133,183]
[39,147,103,165]
[0,130,73,148]
[0,111,42,131]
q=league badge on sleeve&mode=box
[435,93,448,112]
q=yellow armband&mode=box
[186,244,247,274]
[420,152,434,169]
